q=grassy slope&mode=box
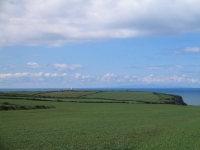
[0,100,200,150]
[82,91,159,101]
[37,91,98,98]
[19,90,183,104]
[0,91,196,150]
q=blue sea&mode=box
[0,88,200,106]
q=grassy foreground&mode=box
[0,91,199,149]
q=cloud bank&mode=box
[26,62,83,71]
[171,47,200,55]
[52,64,83,71]
[27,62,40,68]
[1,0,200,47]
[0,72,199,88]
[1,61,200,87]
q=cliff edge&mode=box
[153,93,187,106]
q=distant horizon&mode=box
[1,87,200,105]
[0,87,200,90]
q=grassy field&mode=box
[0,90,185,104]
[37,91,98,98]
[82,91,159,101]
[0,90,199,149]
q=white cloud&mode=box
[1,0,200,47]
[0,72,29,79]
[149,65,184,70]
[25,62,83,71]
[0,71,199,87]
[31,72,43,77]
[45,73,67,77]
[100,73,117,82]
[169,65,184,70]
[170,47,200,55]
[82,75,93,79]
[73,73,81,79]
[44,73,51,77]
[146,66,163,70]
[98,74,199,84]
[116,75,130,82]
[132,75,199,84]
[0,72,64,81]
[27,62,40,68]
[183,47,200,53]
[51,73,59,77]
[52,64,83,71]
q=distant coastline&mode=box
[0,88,200,106]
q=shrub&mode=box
[16,105,26,110]
[34,105,46,109]
[9,106,16,110]
[57,99,63,102]
[3,102,9,105]
[0,105,9,110]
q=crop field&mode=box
[83,91,159,102]
[0,90,198,150]
[37,91,98,98]
[8,90,179,104]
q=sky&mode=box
[0,0,200,88]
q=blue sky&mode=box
[1,0,200,88]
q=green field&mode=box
[0,90,199,150]
[0,90,186,104]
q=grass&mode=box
[36,91,98,98]
[82,91,159,101]
[14,90,181,104]
[0,90,198,149]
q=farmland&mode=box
[0,90,199,149]
[0,90,187,105]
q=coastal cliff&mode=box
[172,95,187,105]
[152,93,187,106]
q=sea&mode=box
[0,88,200,106]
